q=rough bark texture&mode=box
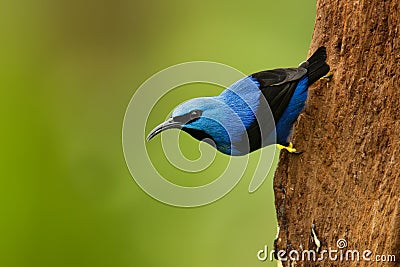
[274,1,399,266]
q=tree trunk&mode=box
[273,1,399,266]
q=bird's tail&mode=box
[302,46,330,85]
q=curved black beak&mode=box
[146,118,182,141]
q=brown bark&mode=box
[274,1,400,266]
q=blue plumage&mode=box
[218,76,261,130]
[275,76,308,145]
[147,47,330,156]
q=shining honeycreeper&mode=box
[147,47,330,156]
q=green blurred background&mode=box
[0,1,315,266]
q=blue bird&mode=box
[147,47,330,156]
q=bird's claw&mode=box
[277,142,301,154]
[321,72,333,81]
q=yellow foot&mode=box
[277,142,297,153]
[321,72,333,81]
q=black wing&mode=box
[252,46,329,124]
[239,47,330,153]
[251,67,307,123]
[235,67,306,154]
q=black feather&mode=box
[241,70,303,153]
[240,47,330,153]
[302,46,330,84]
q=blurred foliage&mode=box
[0,1,315,266]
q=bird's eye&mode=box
[173,110,202,124]
[190,110,202,119]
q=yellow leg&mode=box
[277,142,297,153]
[321,72,333,81]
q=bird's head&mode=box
[147,97,245,155]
